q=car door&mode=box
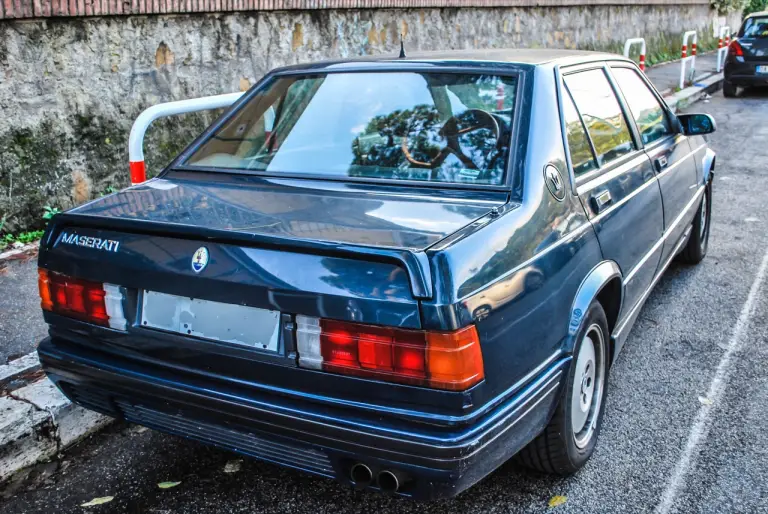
[562,65,664,315]
[609,65,700,266]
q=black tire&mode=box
[723,81,738,98]
[516,302,610,475]
[678,182,711,265]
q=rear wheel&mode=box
[517,302,610,474]
[678,182,711,265]
[723,81,738,98]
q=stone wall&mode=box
[0,4,740,231]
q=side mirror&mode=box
[678,113,716,136]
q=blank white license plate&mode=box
[757,65,768,74]
[140,291,280,351]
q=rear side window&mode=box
[564,69,635,166]
[185,72,518,186]
[562,89,598,176]
[741,16,768,37]
[611,67,672,146]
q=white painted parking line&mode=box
[656,246,768,514]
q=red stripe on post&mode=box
[639,54,645,71]
[692,43,697,56]
[129,161,146,184]
[681,45,687,58]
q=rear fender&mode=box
[564,261,623,354]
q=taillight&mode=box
[728,40,744,57]
[296,316,484,391]
[38,269,126,330]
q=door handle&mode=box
[654,155,669,172]
[591,190,613,213]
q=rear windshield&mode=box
[185,72,518,186]
[742,16,768,37]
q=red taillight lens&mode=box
[299,317,484,391]
[38,269,109,326]
[728,40,744,57]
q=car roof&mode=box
[272,48,627,74]
[745,10,768,18]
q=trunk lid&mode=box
[70,171,507,252]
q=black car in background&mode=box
[724,10,768,97]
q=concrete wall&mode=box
[0,5,739,231]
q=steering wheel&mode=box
[401,109,501,170]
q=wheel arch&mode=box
[565,261,623,358]
[702,148,716,184]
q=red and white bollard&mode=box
[716,25,731,73]
[623,37,647,71]
[679,30,698,90]
[128,92,244,184]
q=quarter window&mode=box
[611,67,672,145]
[564,69,635,166]
[562,89,597,176]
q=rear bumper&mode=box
[38,336,566,500]
[724,61,768,86]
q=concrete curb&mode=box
[663,71,724,113]
[0,242,39,264]
[0,353,113,483]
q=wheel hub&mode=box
[571,324,605,449]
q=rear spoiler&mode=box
[42,213,434,300]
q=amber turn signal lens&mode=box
[426,325,485,391]
[38,269,53,311]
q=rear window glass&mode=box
[185,72,518,186]
[742,16,768,37]
[564,69,635,166]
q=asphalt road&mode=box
[0,255,48,363]
[2,89,768,513]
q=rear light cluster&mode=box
[296,316,484,391]
[728,40,744,57]
[38,269,127,330]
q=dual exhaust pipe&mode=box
[350,463,405,495]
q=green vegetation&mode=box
[1,230,45,251]
[744,0,768,15]
[0,205,56,251]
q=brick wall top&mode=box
[0,0,711,20]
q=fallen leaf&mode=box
[698,396,713,406]
[548,495,567,508]
[224,459,242,473]
[81,496,114,507]
[157,481,181,489]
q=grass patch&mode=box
[0,230,45,251]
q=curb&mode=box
[0,353,113,483]
[0,242,39,264]
[662,72,723,112]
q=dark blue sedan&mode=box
[36,49,716,500]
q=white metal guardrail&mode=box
[679,30,698,90]
[623,38,647,71]
[716,25,731,73]
[128,92,244,184]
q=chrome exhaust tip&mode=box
[350,463,373,489]
[376,469,403,495]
